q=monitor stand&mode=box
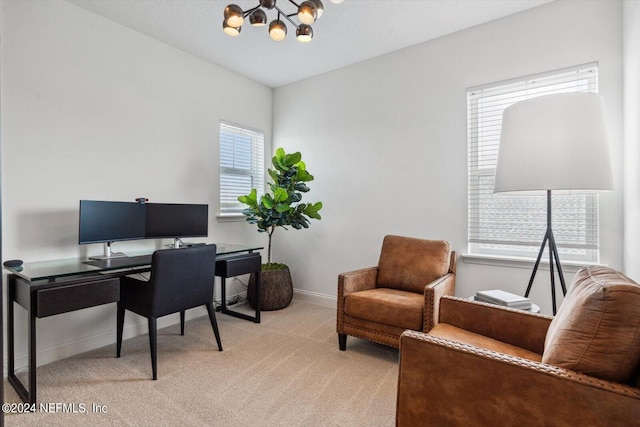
[89,242,127,260]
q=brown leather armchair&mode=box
[396,266,640,426]
[337,235,456,350]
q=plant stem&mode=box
[267,225,275,264]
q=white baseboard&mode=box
[293,288,336,309]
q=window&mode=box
[219,121,264,215]
[467,63,599,262]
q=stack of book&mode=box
[474,289,532,310]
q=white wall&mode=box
[1,0,272,367]
[623,0,640,279]
[273,0,623,315]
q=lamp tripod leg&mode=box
[549,233,567,295]
[547,231,567,315]
[525,233,548,298]
[549,229,557,315]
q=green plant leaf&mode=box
[285,152,302,167]
[273,187,289,203]
[238,188,258,209]
[275,203,290,213]
[303,202,323,220]
[262,194,274,209]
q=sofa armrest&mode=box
[438,295,552,354]
[423,273,455,332]
[397,330,640,427]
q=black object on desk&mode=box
[4,243,262,404]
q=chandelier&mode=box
[223,0,343,43]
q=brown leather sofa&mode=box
[337,235,456,350]
[396,266,640,426]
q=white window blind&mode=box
[219,121,264,214]
[467,63,599,262]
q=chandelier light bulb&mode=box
[311,0,324,18]
[224,4,244,27]
[223,20,241,36]
[297,1,317,25]
[296,24,313,42]
[249,9,267,26]
[269,19,287,41]
[259,0,276,9]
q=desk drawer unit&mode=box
[36,278,119,318]
[216,252,261,278]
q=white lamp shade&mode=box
[494,92,613,193]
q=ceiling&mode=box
[67,0,553,88]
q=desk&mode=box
[5,243,262,404]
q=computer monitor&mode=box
[78,200,146,258]
[145,203,208,247]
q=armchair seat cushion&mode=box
[429,323,542,362]
[344,288,423,330]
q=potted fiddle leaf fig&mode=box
[238,147,322,310]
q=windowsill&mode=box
[461,253,606,274]
[216,214,246,223]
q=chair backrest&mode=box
[376,235,451,293]
[147,244,217,318]
[543,266,640,385]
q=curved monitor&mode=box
[145,203,208,239]
[78,200,146,245]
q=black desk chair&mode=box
[116,244,222,380]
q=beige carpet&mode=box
[4,300,399,426]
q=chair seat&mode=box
[344,288,423,331]
[429,323,542,362]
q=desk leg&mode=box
[28,310,37,405]
[254,270,261,323]
[7,277,35,404]
[220,274,261,324]
[221,277,227,312]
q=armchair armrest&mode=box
[337,266,378,297]
[423,273,455,332]
[397,330,640,427]
[337,267,378,336]
[438,296,552,354]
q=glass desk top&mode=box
[4,243,263,282]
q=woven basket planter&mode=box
[247,266,293,311]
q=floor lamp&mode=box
[494,92,613,314]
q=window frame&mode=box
[218,121,265,216]
[467,63,600,263]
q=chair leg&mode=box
[117,304,125,357]
[148,317,158,380]
[180,310,185,336]
[206,303,223,351]
[339,334,347,351]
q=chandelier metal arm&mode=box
[242,6,262,18]
[273,5,299,27]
